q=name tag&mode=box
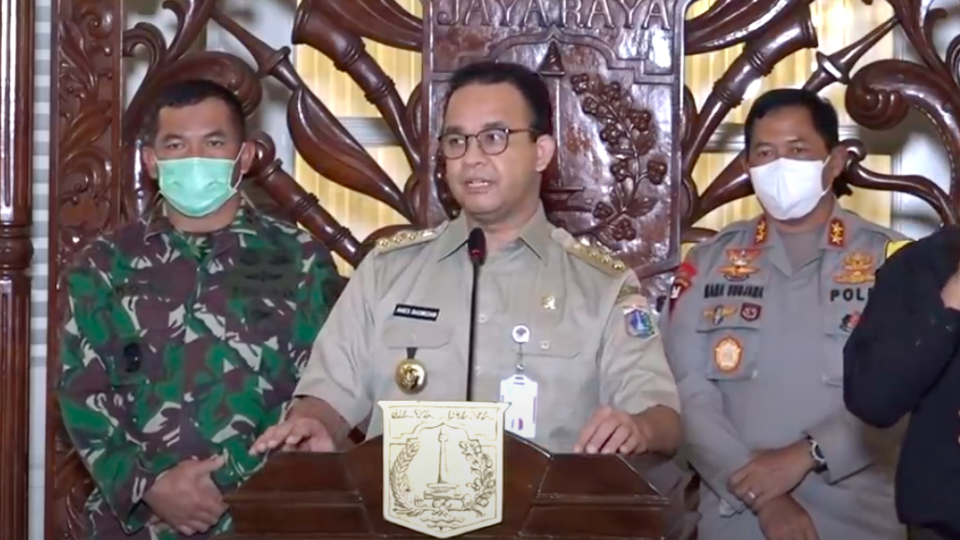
[393,304,440,321]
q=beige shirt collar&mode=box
[436,204,553,265]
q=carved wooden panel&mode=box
[423,0,686,297]
[37,0,960,539]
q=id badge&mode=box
[499,374,538,439]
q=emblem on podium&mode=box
[379,401,509,538]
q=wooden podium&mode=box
[224,434,698,540]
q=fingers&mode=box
[597,424,632,454]
[193,455,226,475]
[304,431,336,452]
[728,466,748,488]
[251,423,296,455]
[575,407,617,453]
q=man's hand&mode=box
[250,416,335,455]
[574,406,650,454]
[143,456,228,536]
[756,495,819,540]
[729,441,816,510]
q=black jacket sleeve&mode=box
[843,245,960,428]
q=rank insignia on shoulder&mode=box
[754,217,768,245]
[703,305,736,325]
[740,302,762,322]
[828,219,845,247]
[624,306,657,339]
[719,248,760,282]
[833,252,875,285]
[376,228,439,253]
[552,229,628,275]
[840,311,861,333]
[713,336,743,373]
[885,239,911,260]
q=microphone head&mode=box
[467,228,486,266]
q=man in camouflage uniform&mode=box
[59,80,343,539]
[664,89,908,540]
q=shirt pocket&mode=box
[517,328,585,385]
[379,319,454,397]
[695,305,762,382]
[821,316,856,388]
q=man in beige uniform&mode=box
[665,89,908,540]
[251,61,681,456]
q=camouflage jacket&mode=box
[58,206,343,540]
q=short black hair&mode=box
[142,79,247,145]
[445,61,553,136]
[744,89,851,197]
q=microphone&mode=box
[466,228,486,401]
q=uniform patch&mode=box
[840,311,861,333]
[624,306,657,339]
[703,305,736,325]
[719,249,760,282]
[740,303,762,321]
[828,219,845,247]
[833,253,875,285]
[670,262,697,301]
[393,304,440,321]
[714,336,743,373]
[885,239,911,259]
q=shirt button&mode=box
[478,314,488,323]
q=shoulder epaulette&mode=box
[683,219,755,260]
[375,224,445,254]
[551,228,628,276]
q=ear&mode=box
[142,147,159,180]
[238,141,256,176]
[534,134,557,173]
[822,147,846,188]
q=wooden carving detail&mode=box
[569,73,663,247]
[40,0,960,538]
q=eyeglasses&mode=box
[438,128,536,159]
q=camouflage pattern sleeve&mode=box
[267,234,344,425]
[291,237,344,366]
[57,241,162,533]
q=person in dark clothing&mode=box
[844,225,960,540]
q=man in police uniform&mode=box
[664,89,908,540]
[251,61,682,457]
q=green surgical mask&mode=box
[157,153,241,218]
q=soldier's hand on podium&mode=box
[574,406,651,454]
[250,417,335,455]
[143,455,228,536]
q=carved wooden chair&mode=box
[44,0,960,538]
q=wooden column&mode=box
[0,0,34,538]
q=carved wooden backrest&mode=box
[44,1,960,539]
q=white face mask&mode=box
[749,158,830,221]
